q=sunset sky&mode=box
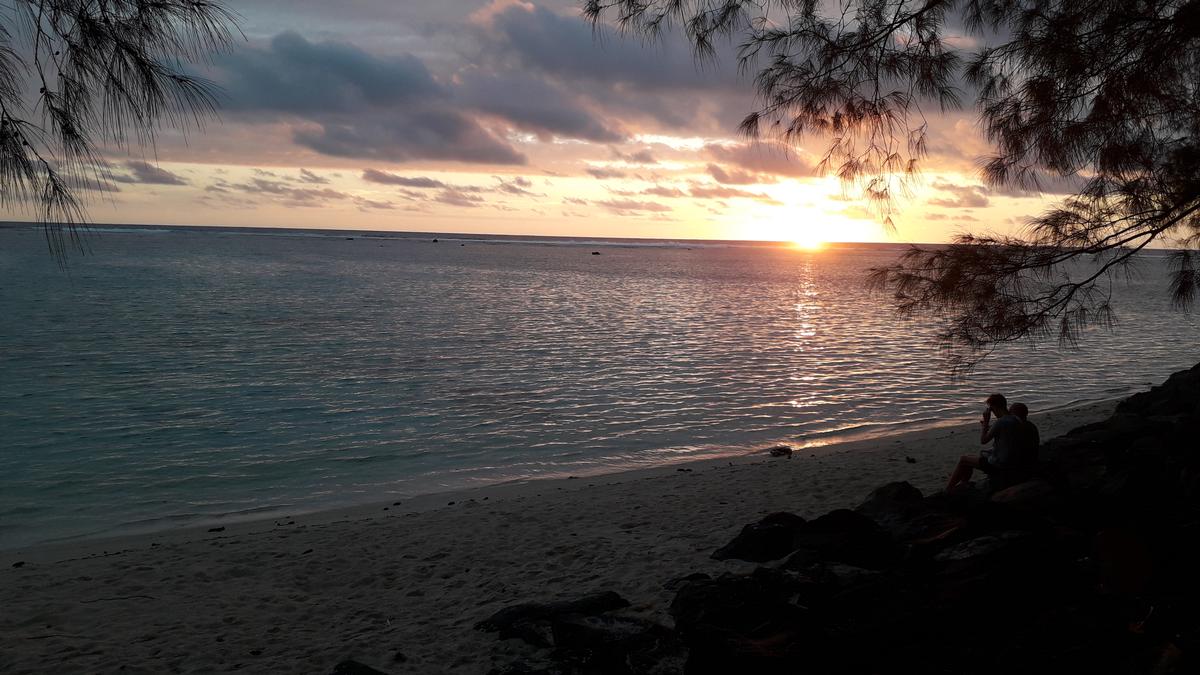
[5,0,1072,244]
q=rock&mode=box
[711,512,807,563]
[12,561,24,568]
[591,251,601,255]
[208,527,225,532]
[766,445,793,458]
[989,478,1056,511]
[781,509,900,570]
[391,651,407,663]
[331,660,391,675]
[476,591,630,645]
[856,481,966,543]
[905,456,917,463]
[670,568,824,675]
[664,572,711,590]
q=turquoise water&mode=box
[1,225,1196,548]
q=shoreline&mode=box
[6,396,1123,565]
[1,397,1119,674]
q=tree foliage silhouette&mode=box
[586,0,1200,369]
[0,0,238,255]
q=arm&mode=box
[980,420,996,445]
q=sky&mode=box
[6,0,1071,244]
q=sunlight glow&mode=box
[790,234,826,251]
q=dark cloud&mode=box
[294,113,526,165]
[219,31,442,114]
[455,69,625,143]
[298,168,329,184]
[361,168,447,188]
[117,161,189,185]
[476,3,750,132]
[216,32,526,165]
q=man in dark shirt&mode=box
[946,393,1025,492]
[1008,402,1040,481]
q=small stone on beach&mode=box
[208,527,225,533]
[12,561,25,568]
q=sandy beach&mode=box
[1,400,1116,674]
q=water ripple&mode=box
[0,229,1196,547]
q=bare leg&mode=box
[946,455,981,492]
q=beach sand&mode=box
[1,401,1115,674]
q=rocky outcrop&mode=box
[481,363,1200,674]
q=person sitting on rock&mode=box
[1008,402,1040,483]
[946,393,1024,493]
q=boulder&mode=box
[989,478,1056,512]
[780,509,900,570]
[670,568,824,675]
[711,512,807,563]
[855,481,965,543]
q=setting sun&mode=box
[790,233,826,250]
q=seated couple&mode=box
[946,393,1040,493]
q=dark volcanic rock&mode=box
[989,478,1057,512]
[855,481,966,543]
[711,512,807,562]
[780,509,900,570]
[670,568,824,675]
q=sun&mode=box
[790,233,826,251]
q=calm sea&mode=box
[1,224,1196,548]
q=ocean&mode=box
[1,223,1196,548]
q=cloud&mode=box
[435,187,487,208]
[111,161,188,186]
[928,181,990,208]
[611,147,658,164]
[704,142,814,178]
[219,31,442,114]
[455,69,625,143]
[706,163,766,185]
[595,198,673,214]
[212,176,349,207]
[294,114,526,165]
[216,32,526,165]
[586,166,626,179]
[494,176,539,196]
[362,169,448,188]
[298,168,329,184]
[642,185,687,198]
[687,182,780,203]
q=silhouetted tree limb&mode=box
[586,0,1200,369]
[0,0,238,256]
